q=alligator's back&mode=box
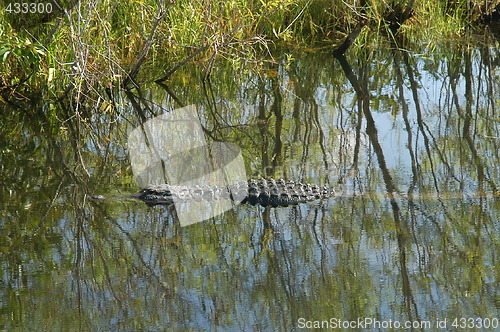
[136,178,334,207]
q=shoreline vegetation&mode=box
[1,0,500,107]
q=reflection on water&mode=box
[1,41,499,330]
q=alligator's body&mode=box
[115,179,334,207]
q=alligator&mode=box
[93,178,335,208]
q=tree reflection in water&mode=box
[1,41,499,330]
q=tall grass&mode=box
[0,0,496,104]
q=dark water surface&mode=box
[1,42,499,330]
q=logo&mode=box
[128,105,247,226]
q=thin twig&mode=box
[123,2,169,88]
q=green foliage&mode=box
[0,0,496,106]
[0,23,46,86]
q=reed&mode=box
[1,0,496,105]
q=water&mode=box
[1,41,499,330]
